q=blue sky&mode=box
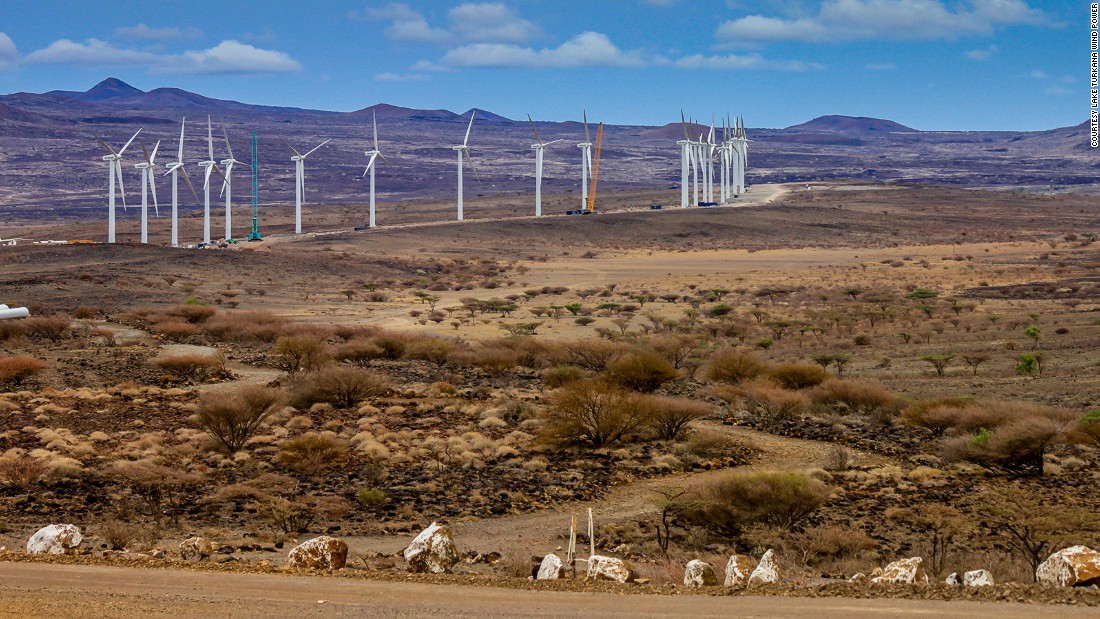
[0,1,1083,130]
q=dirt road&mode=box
[0,562,1085,619]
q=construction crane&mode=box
[585,122,604,213]
[248,131,262,241]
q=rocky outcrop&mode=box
[724,555,753,586]
[871,557,928,584]
[747,549,779,584]
[287,536,348,570]
[585,555,634,583]
[963,569,994,587]
[1035,545,1100,587]
[404,522,459,574]
[944,572,959,585]
[26,524,82,555]
[179,537,213,562]
[683,559,718,587]
[536,553,564,580]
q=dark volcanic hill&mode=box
[785,115,916,133]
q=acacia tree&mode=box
[920,353,956,377]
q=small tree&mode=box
[196,384,284,452]
[1015,353,1039,377]
[1023,325,1041,348]
[272,334,329,373]
[920,353,956,377]
[886,504,968,577]
[961,352,990,376]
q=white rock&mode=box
[963,569,994,587]
[287,536,348,570]
[1035,545,1100,587]
[683,559,718,587]
[724,555,753,586]
[871,557,928,584]
[536,553,564,580]
[944,572,959,585]
[585,555,634,583]
[26,524,82,555]
[849,572,867,583]
[179,537,213,561]
[404,522,459,574]
[747,549,779,584]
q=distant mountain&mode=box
[784,115,915,133]
[351,103,462,122]
[0,101,49,124]
[464,108,513,123]
[47,77,144,102]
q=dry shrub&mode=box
[272,334,329,373]
[203,310,287,342]
[704,350,769,384]
[206,473,351,534]
[1068,409,1100,448]
[277,433,349,474]
[369,332,416,360]
[542,365,586,388]
[556,339,629,371]
[332,340,385,367]
[104,459,202,522]
[902,396,977,436]
[0,320,24,342]
[195,384,284,452]
[99,519,143,551]
[540,379,642,447]
[22,314,71,341]
[0,453,49,487]
[683,470,830,538]
[768,362,828,390]
[150,320,200,343]
[167,303,217,324]
[809,379,900,422]
[937,402,1077,477]
[789,525,878,574]
[289,365,390,409]
[736,382,810,430]
[453,344,524,376]
[0,355,46,385]
[638,394,710,440]
[403,337,455,365]
[604,350,679,393]
[149,354,222,380]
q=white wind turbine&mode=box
[280,136,330,234]
[733,115,749,195]
[164,118,199,247]
[452,111,479,221]
[197,116,226,245]
[705,119,716,204]
[219,127,249,241]
[135,139,161,244]
[361,110,389,228]
[528,114,562,217]
[94,128,142,243]
[677,111,691,208]
[576,111,593,211]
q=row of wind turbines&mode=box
[92,110,749,246]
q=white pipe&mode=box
[0,308,30,320]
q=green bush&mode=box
[356,487,387,508]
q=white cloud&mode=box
[866,62,897,70]
[164,40,302,74]
[718,0,1049,44]
[440,31,646,68]
[24,38,160,65]
[0,32,18,69]
[1029,69,1047,79]
[964,44,998,60]
[1043,85,1070,96]
[641,0,678,5]
[375,71,429,82]
[674,53,820,71]
[362,2,454,44]
[115,23,201,41]
[448,3,539,44]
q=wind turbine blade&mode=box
[203,165,213,191]
[279,136,303,157]
[119,128,142,157]
[681,110,689,141]
[140,139,150,165]
[585,148,592,176]
[527,114,543,145]
[463,149,481,183]
[181,166,199,201]
[222,127,234,161]
[150,140,160,164]
[303,139,330,158]
[545,139,563,146]
[373,109,379,150]
[362,153,378,178]
[178,117,186,162]
[212,163,227,185]
[219,162,232,198]
[116,160,127,210]
[300,165,306,198]
[377,152,391,167]
[463,111,476,147]
[207,116,214,161]
[94,134,118,157]
[583,110,590,144]
[150,171,159,217]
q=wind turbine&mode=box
[94,128,141,243]
[677,111,691,208]
[219,127,248,241]
[361,110,389,228]
[164,118,199,247]
[135,139,160,244]
[197,116,225,245]
[280,136,330,234]
[452,111,479,221]
[528,114,562,217]
[577,111,593,212]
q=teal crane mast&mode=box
[248,131,262,240]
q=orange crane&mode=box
[586,122,604,213]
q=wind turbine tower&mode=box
[95,129,141,243]
[135,140,160,244]
[197,117,225,245]
[577,111,593,212]
[452,111,479,221]
[164,118,198,247]
[362,110,389,228]
[677,111,691,208]
[220,128,248,241]
[528,114,562,217]
[280,136,330,234]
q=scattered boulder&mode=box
[179,537,213,562]
[287,536,348,570]
[404,522,459,574]
[1036,545,1100,587]
[871,557,928,584]
[963,569,994,587]
[26,524,82,555]
[849,573,867,583]
[944,572,959,585]
[536,553,564,580]
[585,555,634,583]
[747,549,779,584]
[683,559,718,587]
[724,555,753,586]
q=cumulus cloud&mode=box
[0,32,19,69]
[24,38,301,74]
[964,44,998,60]
[440,31,645,68]
[24,38,160,65]
[375,71,429,82]
[115,23,201,41]
[718,0,1049,44]
[362,2,538,45]
[674,53,820,71]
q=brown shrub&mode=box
[938,403,1076,476]
[809,379,901,423]
[195,384,284,452]
[604,350,679,392]
[451,344,524,376]
[104,459,203,522]
[277,433,349,474]
[638,394,711,440]
[167,303,217,324]
[272,334,329,373]
[0,355,46,385]
[556,339,629,371]
[541,379,642,447]
[289,365,390,409]
[403,338,455,365]
[902,397,977,436]
[683,470,830,538]
[149,354,222,380]
[0,321,24,342]
[369,332,415,360]
[542,365,586,389]
[768,362,828,390]
[0,454,49,488]
[736,382,811,430]
[206,473,351,534]
[150,320,200,343]
[22,314,71,341]
[203,310,287,342]
[704,350,769,384]
[332,340,385,367]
